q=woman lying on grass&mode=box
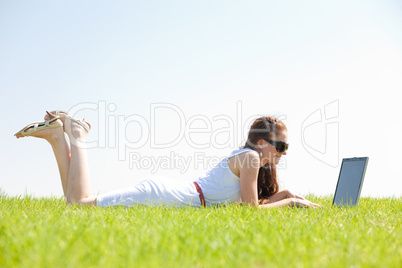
[15,111,319,208]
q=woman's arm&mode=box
[238,151,261,206]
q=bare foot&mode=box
[64,117,90,141]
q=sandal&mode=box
[14,115,63,138]
[46,110,91,132]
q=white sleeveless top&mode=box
[195,147,254,206]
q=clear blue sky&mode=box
[1,1,401,197]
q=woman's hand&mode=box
[258,194,321,209]
[285,190,321,208]
[289,197,321,208]
[285,190,305,200]
[262,189,305,204]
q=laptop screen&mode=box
[333,157,369,206]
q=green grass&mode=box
[0,196,401,268]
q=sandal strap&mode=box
[17,118,63,137]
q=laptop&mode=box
[332,157,369,207]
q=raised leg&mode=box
[49,133,71,196]
[17,113,97,206]
[64,118,96,205]
[16,118,71,196]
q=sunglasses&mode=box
[264,138,289,153]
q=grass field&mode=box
[0,196,401,268]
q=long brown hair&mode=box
[241,116,287,203]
